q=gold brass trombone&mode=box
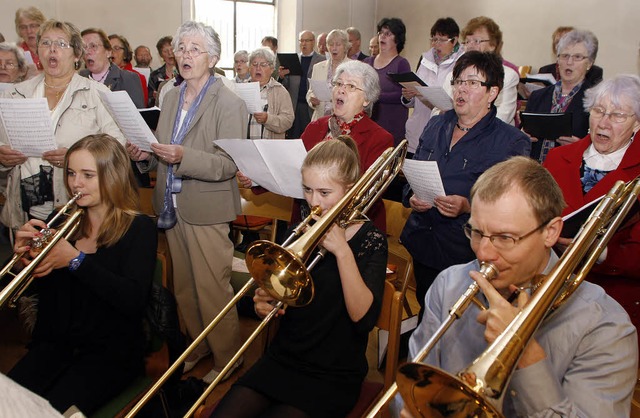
[393,177,640,417]
[0,193,83,309]
[126,140,408,418]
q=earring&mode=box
[74,60,80,70]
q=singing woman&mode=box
[210,136,388,418]
[8,134,157,415]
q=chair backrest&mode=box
[240,189,293,222]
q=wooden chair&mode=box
[232,189,293,244]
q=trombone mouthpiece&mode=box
[478,262,498,281]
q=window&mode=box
[194,0,276,72]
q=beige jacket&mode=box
[0,73,125,229]
[141,77,248,225]
[260,78,294,139]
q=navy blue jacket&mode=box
[400,107,530,271]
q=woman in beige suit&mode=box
[127,21,248,384]
[306,29,351,121]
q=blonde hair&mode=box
[302,135,360,187]
[64,134,140,248]
[14,7,46,36]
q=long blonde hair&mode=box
[64,134,140,247]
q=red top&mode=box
[20,41,42,71]
[123,62,149,106]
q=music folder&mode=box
[276,53,303,76]
[561,196,604,238]
[139,107,160,131]
[520,112,573,140]
[387,72,427,88]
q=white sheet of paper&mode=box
[377,315,418,368]
[134,67,151,85]
[232,82,263,113]
[402,159,446,205]
[98,90,158,152]
[214,139,307,199]
[414,86,453,111]
[308,79,332,102]
[0,98,57,157]
[22,51,34,66]
[527,73,556,84]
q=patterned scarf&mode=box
[327,112,366,139]
[580,161,610,194]
[551,80,583,113]
[157,75,217,229]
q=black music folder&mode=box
[520,112,573,141]
[388,72,428,88]
[139,107,160,131]
[561,196,604,238]
[277,53,303,76]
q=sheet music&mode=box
[214,139,307,199]
[232,82,263,113]
[98,90,158,152]
[414,86,453,111]
[0,98,57,157]
[308,79,332,102]
[402,159,446,205]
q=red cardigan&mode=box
[299,115,394,232]
[544,133,640,333]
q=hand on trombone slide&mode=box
[253,288,286,318]
[14,219,81,278]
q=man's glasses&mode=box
[331,80,364,93]
[39,39,74,50]
[590,107,635,124]
[451,79,490,89]
[463,221,549,251]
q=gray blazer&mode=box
[141,77,248,225]
[80,63,145,108]
[281,51,325,117]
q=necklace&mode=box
[44,79,71,102]
[90,68,110,84]
[456,122,471,132]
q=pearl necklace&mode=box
[456,122,471,132]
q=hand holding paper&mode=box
[99,90,158,152]
[0,98,57,157]
[402,159,446,205]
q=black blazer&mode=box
[538,63,603,85]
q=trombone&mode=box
[0,193,83,309]
[126,140,408,418]
[392,177,640,417]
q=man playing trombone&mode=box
[395,156,637,417]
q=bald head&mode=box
[299,30,315,55]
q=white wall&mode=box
[376,0,640,78]
[3,0,638,76]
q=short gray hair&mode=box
[249,47,275,68]
[557,29,598,63]
[327,29,351,51]
[333,60,380,116]
[0,42,28,77]
[234,50,248,62]
[173,21,221,61]
[583,74,640,119]
[346,27,361,41]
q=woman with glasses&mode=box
[108,34,149,107]
[544,74,640,344]
[0,42,29,83]
[247,47,293,139]
[524,29,600,161]
[148,36,176,107]
[14,7,46,72]
[298,60,393,231]
[0,20,125,231]
[403,17,463,158]
[306,29,351,122]
[78,28,144,109]
[363,17,410,146]
[233,50,250,83]
[127,21,248,385]
[400,51,530,320]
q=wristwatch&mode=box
[68,251,86,271]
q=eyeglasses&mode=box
[557,53,589,62]
[590,107,635,123]
[462,39,491,46]
[431,37,454,44]
[234,59,248,64]
[0,61,17,69]
[112,46,125,52]
[378,30,394,38]
[39,39,73,50]
[175,45,206,58]
[83,42,103,52]
[251,61,271,68]
[451,79,490,89]
[331,80,364,93]
[299,38,314,43]
[464,221,549,251]
[19,23,40,31]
